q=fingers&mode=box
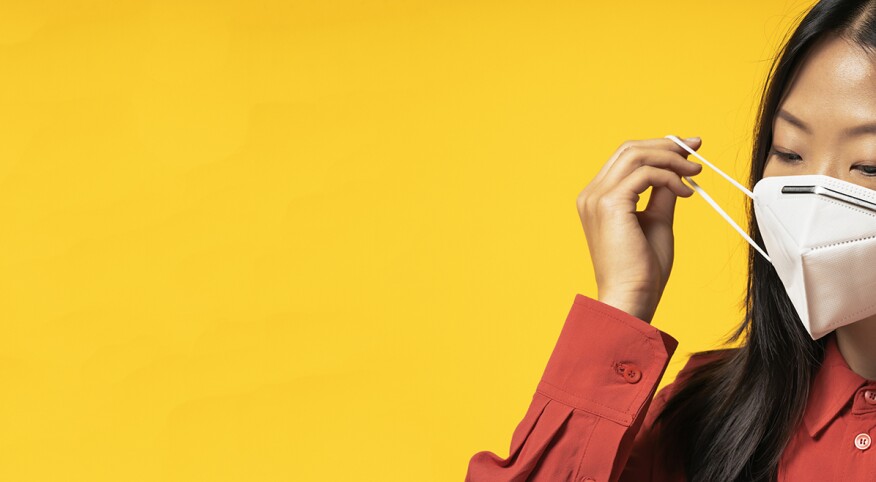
[600,165,695,211]
[592,136,702,186]
[600,146,702,188]
[575,136,704,318]
[580,164,693,220]
[577,135,706,224]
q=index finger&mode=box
[591,136,702,186]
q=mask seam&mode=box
[825,179,876,201]
[816,197,876,219]
[827,301,876,328]
[808,234,876,252]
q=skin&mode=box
[763,33,876,380]
[576,137,702,323]
[576,32,876,379]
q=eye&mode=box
[768,148,802,163]
[854,164,876,176]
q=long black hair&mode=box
[654,1,876,480]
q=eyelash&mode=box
[859,165,876,176]
[768,148,876,176]
[768,148,802,163]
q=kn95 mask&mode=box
[665,134,876,340]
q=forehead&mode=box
[778,34,876,129]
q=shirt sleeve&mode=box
[465,293,679,482]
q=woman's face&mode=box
[763,34,876,186]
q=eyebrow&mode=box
[777,108,876,137]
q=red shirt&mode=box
[465,294,876,481]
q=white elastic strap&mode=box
[664,135,772,263]
[665,135,754,199]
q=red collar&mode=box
[803,333,876,438]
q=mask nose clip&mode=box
[664,135,772,263]
[782,183,876,213]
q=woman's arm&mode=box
[465,294,678,482]
[466,135,703,481]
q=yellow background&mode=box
[0,0,814,480]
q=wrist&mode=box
[597,291,657,323]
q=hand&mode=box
[576,136,703,322]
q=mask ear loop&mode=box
[664,135,772,263]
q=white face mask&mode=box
[665,135,876,340]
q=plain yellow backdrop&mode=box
[0,0,817,480]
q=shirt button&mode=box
[855,433,871,451]
[864,390,876,405]
[615,363,642,383]
[623,364,642,383]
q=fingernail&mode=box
[684,136,701,143]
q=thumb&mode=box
[644,184,680,223]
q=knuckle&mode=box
[578,187,601,214]
[617,140,635,154]
[616,146,645,168]
[654,166,673,179]
[619,144,639,158]
[596,194,620,212]
[636,165,658,177]
[576,190,589,212]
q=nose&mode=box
[804,151,848,179]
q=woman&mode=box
[466,1,876,480]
